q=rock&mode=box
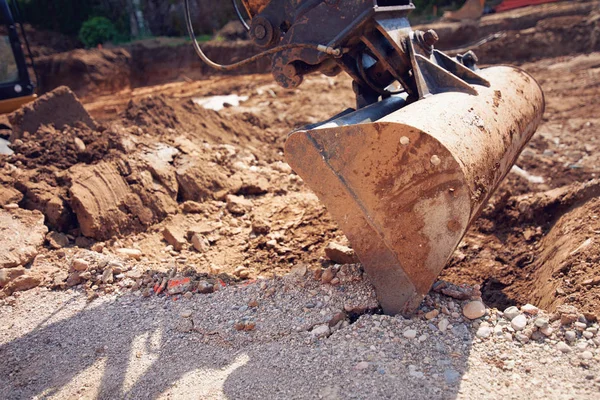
[0,267,26,288]
[66,272,82,287]
[321,267,336,284]
[540,325,554,337]
[556,341,571,353]
[191,233,209,253]
[324,242,359,265]
[116,248,142,260]
[177,318,194,333]
[197,280,214,294]
[8,86,96,140]
[438,318,449,332]
[403,329,417,339]
[290,264,307,277]
[580,351,593,360]
[503,306,520,320]
[521,304,539,315]
[574,321,587,330]
[180,309,193,318]
[511,314,527,331]
[248,298,259,308]
[515,333,530,343]
[3,274,41,294]
[226,195,253,215]
[234,266,250,279]
[328,312,346,327]
[565,330,577,342]
[181,201,204,214]
[167,277,192,295]
[0,208,47,269]
[183,292,193,300]
[91,243,104,253]
[101,268,114,284]
[71,258,89,272]
[0,186,23,207]
[583,331,594,339]
[425,309,439,320]
[311,324,330,337]
[74,137,86,152]
[462,300,486,320]
[560,313,578,325]
[534,316,549,329]
[162,225,187,251]
[251,218,270,235]
[444,369,461,385]
[476,325,492,338]
[46,231,69,249]
[69,161,175,240]
[355,361,370,371]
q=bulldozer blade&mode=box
[285,65,544,316]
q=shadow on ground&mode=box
[0,286,473,399]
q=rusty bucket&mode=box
[285,65,544,315]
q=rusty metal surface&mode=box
[285,66,544,315]
[241,0,271,17]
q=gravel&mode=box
[0,272,599,399]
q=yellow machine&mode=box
[186,0,544,315]
[0,0,36,114]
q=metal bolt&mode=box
[430,155,441,166]
[400,136,410,146]
[254,24,267,40]
[423,30,439,47]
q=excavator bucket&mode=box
[285,65,544,315]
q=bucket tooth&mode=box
[285,66,544,316]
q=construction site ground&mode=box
[1,2,600,399]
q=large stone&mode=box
[462,300,486,320]
[0,208,47,269]
[3,274,42,294]
[0,187,23,206]
[8,86,96,140]
[324,242,359,265]
[0,267,26,288]
[226,195,253,215]
[162,225,187,251]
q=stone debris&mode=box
[403,329,417,339]
[71,258,89,272]
[462,300,486,319]
[0,208,48,269]
[511,314,527,331]
[162,225,187,251]
[324,242,359,265]
[226,194,253,215]
[115,248,143,260]
[191,233,209,253]
[46,231,69,249]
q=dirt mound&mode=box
[216,20,249,41]
[9,124,118,170]
[122,95,180,130]
[35,49,132,99]
[8,86,96,140]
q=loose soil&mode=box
[1,2,600,398]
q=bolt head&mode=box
[423,30,439,46]
[254,24,267,40]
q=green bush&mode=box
[78,17,118,48]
